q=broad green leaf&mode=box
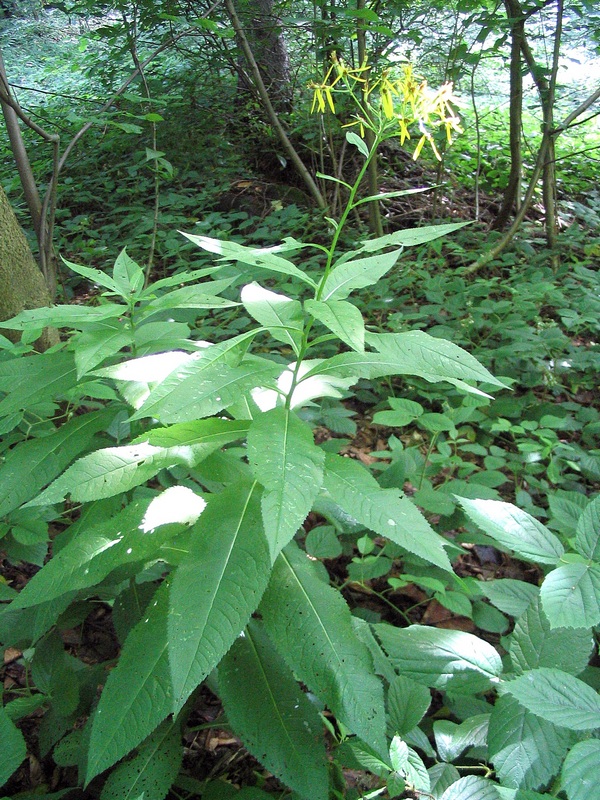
[74,320,133,376]
[0,703,27,787]
[247,408,324,559]
[404,747,430,792]
[457,497,564,565]
[181,232,317,287]
[99,720,182,800]
[433,715,489,763]
[0,352,78,416]
[141,418,250,448]
[305,299,365,352]
[111,248,145,297]
[323,454,451,571]
[479,580,539,618]
[131,342,279,423]
[357,222,471,253]
[508,595,593,674]
[319,250,400,301]
[540,562,600,629]
[10,500,180,610]
[241,283,304,353]
[260,542,387,757]
[351,617,398,685]
[218,619,328,800]
[575,495,600,561]
[0,410,113,516]
[428,763,461,799]
[440,775,501,800]
[561,739,600,800]
[168,481,270,711]
[0,304,124,330]
[488,694,571,791]
[87,581,173,782]
[548,492,587,537]
[346,130,369,157]
[503,667,600,730]
[375,624,503,694]
[27,441,209,505]
[389,735,409,772]
[4,694,47,722]
[387,674,431,736]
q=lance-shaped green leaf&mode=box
[366,331,504,388]
[0,703,27,787]
[94,348,195,383]
[247,408,324,559]
[0,304,124,331]
[357,222,471,254]
[111,248,145,297]
[375,624,502,694]
[62,257,125,295]
[218,619,328,800]
[87,581,173,782]
[140,418,250,448]
[260,542,387,757]
[488,694,571,791]
[302,331,503,395]
[0,409,113,516]
[540,561,600,630]
[507,595,593,675]
[99,720,182,800]
[305,299,365,352]
[181,232,317,287]
[502,667,600,731]
[561,739,600,800]
[10,500,185,609]
[575,495,600,561]
[457,497,564,565]
[26,441,209,506]
[346,130,369,157]
[139,266,217,295]
[241,282,304,353]
[168,481,271,712]
[323,454,451,571]
[0,352,78,416]
[140,284,238,316]
[130,340,279,423]
[319,250,401,301]
[74,320,133,376]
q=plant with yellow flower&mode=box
[309,53,462,161]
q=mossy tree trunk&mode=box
[0,185,58,350]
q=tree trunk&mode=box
[0,186,58,350]
[491,0,524,230]
[234,0,292,111]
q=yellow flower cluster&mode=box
[309,54,462,161]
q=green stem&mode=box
[284,127,384,409]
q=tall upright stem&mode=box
[356,0,383,236]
